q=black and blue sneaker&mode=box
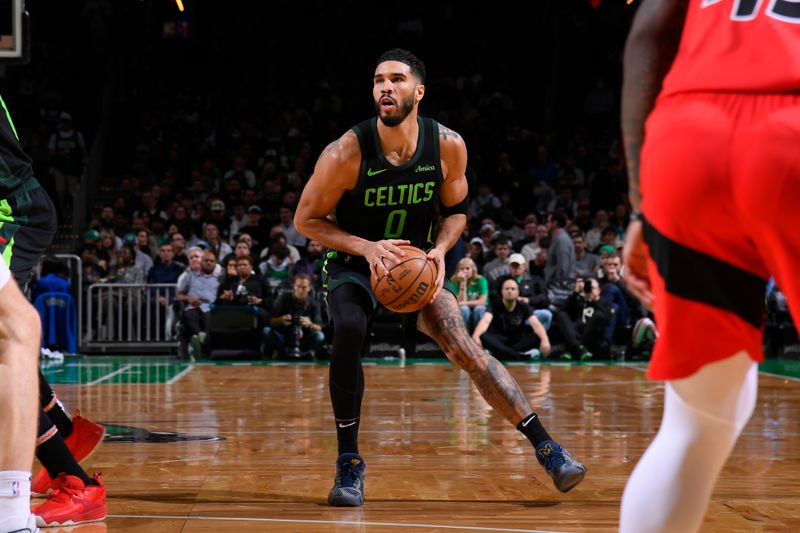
[535,440,587,493]
[328,453,366,506]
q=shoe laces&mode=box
[538,442,567,472]
[336,458,364,488]
[47,475,83,504]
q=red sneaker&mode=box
[32,412,105,496]
[31,473,107,527]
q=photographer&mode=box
[553,277,613,360]
[265,273,324,359]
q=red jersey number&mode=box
[703,0,800,23]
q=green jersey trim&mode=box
[0,95,19,141]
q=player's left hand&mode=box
[426,246,447,303]
[622,220,654,311]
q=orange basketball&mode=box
[370,245,438,313]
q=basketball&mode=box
[370,245,438,313]
[632,317,658,348]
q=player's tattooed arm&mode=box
[621,0,689,212]
[438,124,461,141]
[421,295,531,423]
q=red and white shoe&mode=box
[32,412,105,497]
[31,473,107,527]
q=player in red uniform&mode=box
[620,1,800,531]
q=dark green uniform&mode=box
[323,116,444,303]
[0,93,57,287]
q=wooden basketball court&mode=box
[38,356,800,532]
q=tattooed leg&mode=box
[418,290,531,424]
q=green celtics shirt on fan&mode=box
[328,115,444,271]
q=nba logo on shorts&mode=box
[11,480,20,496]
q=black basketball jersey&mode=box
[0,94,34,195]
[333,116,444,264]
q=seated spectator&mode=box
[219,256,239,285]
[553,277,613,361]
[263,228,301,263]
[80,244,107,285]
[97,230,119,264]
[520,224,548,265]
[513,217,539,252]
[492,253,552,330]
[471,278,551,360]
[277,204,307,248]
[483,236,512,283]
[208,199,232,242]
[240,205,269,252]
[175,249,221,359]
[470,182,502,226]
[203,222,232,261]
[292,240,325,286]
[594,227,622,254]
[108,245,145,284]
[170,232,189,267]
[216,256,267,308]
[572,233,601,279]
[147,243,184,297]
[265,273,325,359]
[466,237,486,274]
[215,255,270,327]
[136,228,157,261]
[585,209,610,251]
[222,238,255,271]
[260,244,293,289]
[121,231,154,276]
[228,203,247,240]
[448,257,488,333]
[146,243,184,337]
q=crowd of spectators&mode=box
[1,0,713,360]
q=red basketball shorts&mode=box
[641,92,800,380]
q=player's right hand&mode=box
[622,220,654,311]
[364,239,410,280]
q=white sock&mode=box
[620,352,758,533]
[0,471,32,532]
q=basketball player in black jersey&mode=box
[0,94,106,528]
[295,49,586,507]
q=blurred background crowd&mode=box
[3,0,795,360]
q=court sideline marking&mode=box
[166,364,195,384]
[86,364,134,386]
[108,514,571,532]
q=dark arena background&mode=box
[1,0,798,531]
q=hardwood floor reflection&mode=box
[41,362,800,532]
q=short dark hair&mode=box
[492,235,510,248]
[550,211,567,228]
[294,272,312,285]
[376,48,426,84]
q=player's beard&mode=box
[375,92,415,127]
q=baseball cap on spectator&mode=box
[598,244,616,256]
[59,112,72,121]
[469,237,483,246]
[479,223,495,235]
[210,200,225,212]
[509,253,526,266]
[247,205,262,214]
[123,232,137,245]
[83,229,100,242]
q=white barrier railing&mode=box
[85,283,178,352]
